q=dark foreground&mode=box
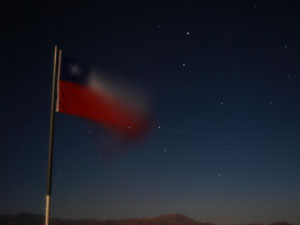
[0,213,293,225]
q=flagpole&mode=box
[45,45,62,225]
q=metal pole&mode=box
[55,49,62,112]
[45,45,60,225]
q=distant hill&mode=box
[0,213,294,225]
[0,213,212,225]
[269,223,294,225]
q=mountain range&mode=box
[0,213,293,225]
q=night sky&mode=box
[1,1,300,225]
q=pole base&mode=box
[45,195,51,225]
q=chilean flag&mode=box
[56,57,151,137]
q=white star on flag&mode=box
[69,63,81,76]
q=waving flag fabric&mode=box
[56,58,150,137]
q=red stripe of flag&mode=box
[57,80,149,137]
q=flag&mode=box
[56,57,151,137]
